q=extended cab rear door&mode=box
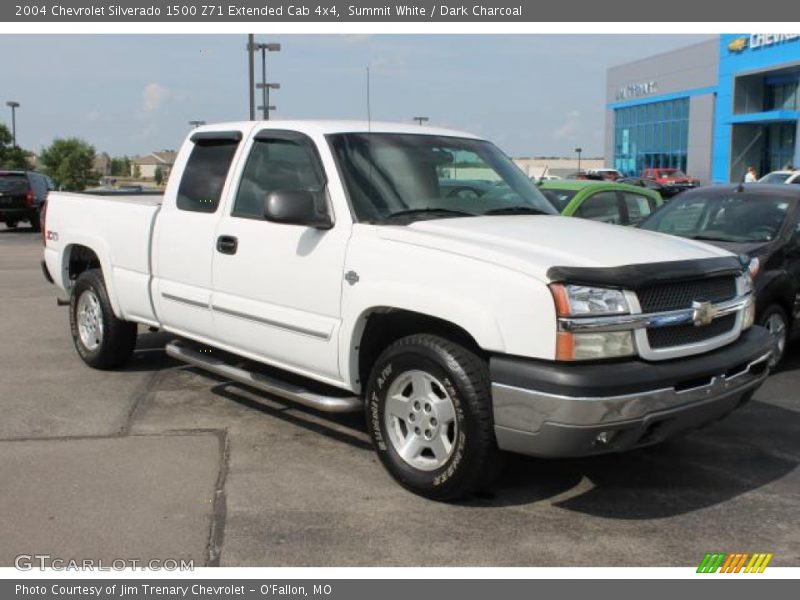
[210,129,349,382]
[151,129,244,341]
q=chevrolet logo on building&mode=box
[727,37,748,53]
[692,300,718,327]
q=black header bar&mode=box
[0,0,791,22]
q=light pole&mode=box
[256,83,280,120]
[247,35,255,120]
[6,101,20,147]
[413,116,429,126]
[575,147,583,173]
[254,42,281,120]
[188,120,206,129]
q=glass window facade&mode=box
[613,98,689,177]
[764,76,799,111]
[764,123,796,172]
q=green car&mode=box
[538,180,663,226]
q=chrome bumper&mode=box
[491,342,772,458]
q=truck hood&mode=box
[376,215,733,282]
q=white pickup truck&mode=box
[42,121,773,500]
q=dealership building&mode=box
[605,34,800,184]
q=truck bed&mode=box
[43,192,163,325]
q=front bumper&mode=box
[491,327,773,458]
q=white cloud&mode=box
[142,83,170,112]
[553,110,581,140]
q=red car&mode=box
[641,168,700,191]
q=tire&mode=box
[5,220,18,229]
[29,211,41,232]
[365,334,501,501]
[759,304,789,368]
[69,269,137,369]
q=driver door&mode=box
[210,130,349,382]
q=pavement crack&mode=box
[206,428,231,567]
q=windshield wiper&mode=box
[689,234,736,242]
[381,208,477,221]
[483,206,550,216]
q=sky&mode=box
[0,34,713,158]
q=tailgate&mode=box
[0,175,29,209]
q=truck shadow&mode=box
[135,331,799,518]
[471,396,799,516]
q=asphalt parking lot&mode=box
[1,224,799,567]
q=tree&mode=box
[132,163,141,179]
[40,138,98,191]
[0,124,30,169]
[154,165,163,186]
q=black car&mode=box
[0,170,54,231]
[617,176,684,199]
[640,184,800,365]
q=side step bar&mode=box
[166,340,362,413]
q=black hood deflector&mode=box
[547,256,744,289]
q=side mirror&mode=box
[264,190,333,230]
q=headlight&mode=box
[550,284,629,316]
[551,283,634,360]
[556,331,635,361]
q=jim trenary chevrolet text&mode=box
[41,121,774,500]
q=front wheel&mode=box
[70,269,137,369]
[760,304,789,368]
[365,334,501,501]
[5,220,18,229]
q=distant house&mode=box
[93,152,111,176]
[131,150,177,180]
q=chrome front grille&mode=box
[647,314,737,349]
[636,276,737,313]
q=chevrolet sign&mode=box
[615,81,657,101]
[728,33,800,53]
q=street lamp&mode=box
[574,147,583,173]
[254,42,281,120]
[188,120,206,129]
[6,101,20,147]
[256,83,281,120]
[413,116,429,126]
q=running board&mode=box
[165,340,362,413]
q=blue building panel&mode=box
[713,34,800,182]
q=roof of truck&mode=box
[194,120,483,140]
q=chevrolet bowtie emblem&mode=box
[692,300,718,327]
[727,37,748,53]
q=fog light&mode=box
[594,431,616,446]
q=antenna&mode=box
[366,66,372,132]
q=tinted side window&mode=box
[623,192,656,225]
[576,191,621,224]
[176,139,239,213]
[233,138,325,219]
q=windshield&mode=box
[0,175,28,194]
[328,133,557,223]
[640,191,792,243]
[758,172,791,184]
[659,169,686,178]
[539,188,578,212]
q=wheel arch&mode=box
[345,306,496,394]
[61,240,123,318]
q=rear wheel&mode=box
[5,220,18,229]
[70,269,137,369]
[760,304,788,368]
[365,334,501,501]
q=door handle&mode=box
[216,235,238,255]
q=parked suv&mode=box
[0,171,54,231]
